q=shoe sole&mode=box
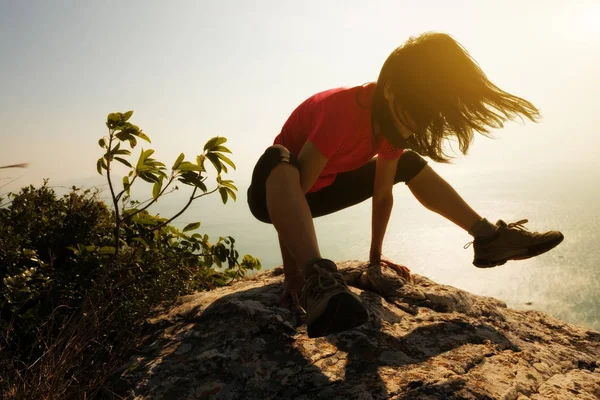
[473,233,564,268]
[306,292,369,338]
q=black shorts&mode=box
[247,146,428,224]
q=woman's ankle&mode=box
[468,218,498,238]
[302,258,337,277]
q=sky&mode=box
[1,0,600,193]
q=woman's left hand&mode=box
[372,257,413,283]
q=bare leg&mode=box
[264,147,369,336]
[407,165,481,231]
[279,237,302,276]
[266,160,321,274]
[278,237,304,309]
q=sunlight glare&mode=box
[573,4,600,38]
[582,4,600,35]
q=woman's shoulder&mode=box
[303,83,375,110]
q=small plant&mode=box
[96,111,259,277]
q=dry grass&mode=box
[0,297,146,400]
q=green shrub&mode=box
[0,185,113,354]
[0,111,261,399]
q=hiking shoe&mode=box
[467,219,564,268]
[300,259,369,338]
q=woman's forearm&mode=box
[370,193,394,263]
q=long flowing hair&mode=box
[372,32,540,162]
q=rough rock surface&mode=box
[113,261,600,399]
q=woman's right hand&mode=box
[279,271,305,311]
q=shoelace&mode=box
[504,219,529,231]
[463,219,530,249]
[301,265,344,304]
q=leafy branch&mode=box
[97,111,239,255]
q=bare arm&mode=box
[297,141,328,194]
[370,156,398,264]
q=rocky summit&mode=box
[113,261,600,400]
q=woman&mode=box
[247,32,563,339]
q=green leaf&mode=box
[120,122,140,134]
[220,179,237,191]
[172,153,185,170]
[210,145,232,154]
[136,148,154,169]
[23,249,36,257]
[183,222,201,232]
[136,165,151,172]
[196,180,207,192]
[115,157,133,168]
[138,172,160,184]
[147,159,166,169]
[136,131,151,143]
[178,171,198,187]
[107,113,120,124]
[152,179,162,200]
[219,187,228,204]
[114,149,131,155]
[205,152,222,174]
[177,176,191,186]
[122,175,130,194]
[142,148,155,160]
[122,111,134,121]
[98,138,107,148]
[135,217,156,226]
[131,237,149,247]
[97,158,108,175]
[196,154,206,171]
[115,131,130,141]
[129,136,137,148]
[98,246,116,255]
[178,161,203,172]
[203,136,227,151]
[215,152,236,170]
[225,187,237,201]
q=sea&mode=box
[146,162,600,332]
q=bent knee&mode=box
[251,145,301,184]
[248,145,300,224]
[263,144,298,175]
[267,144,291,162]
[396,150,428,184]
[269,144,290,155]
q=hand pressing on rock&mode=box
[361,258,412,297]
[279,269,305,311]
[379,258,412,283]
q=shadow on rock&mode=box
[110,261,522,400]
[321,284,517,400]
